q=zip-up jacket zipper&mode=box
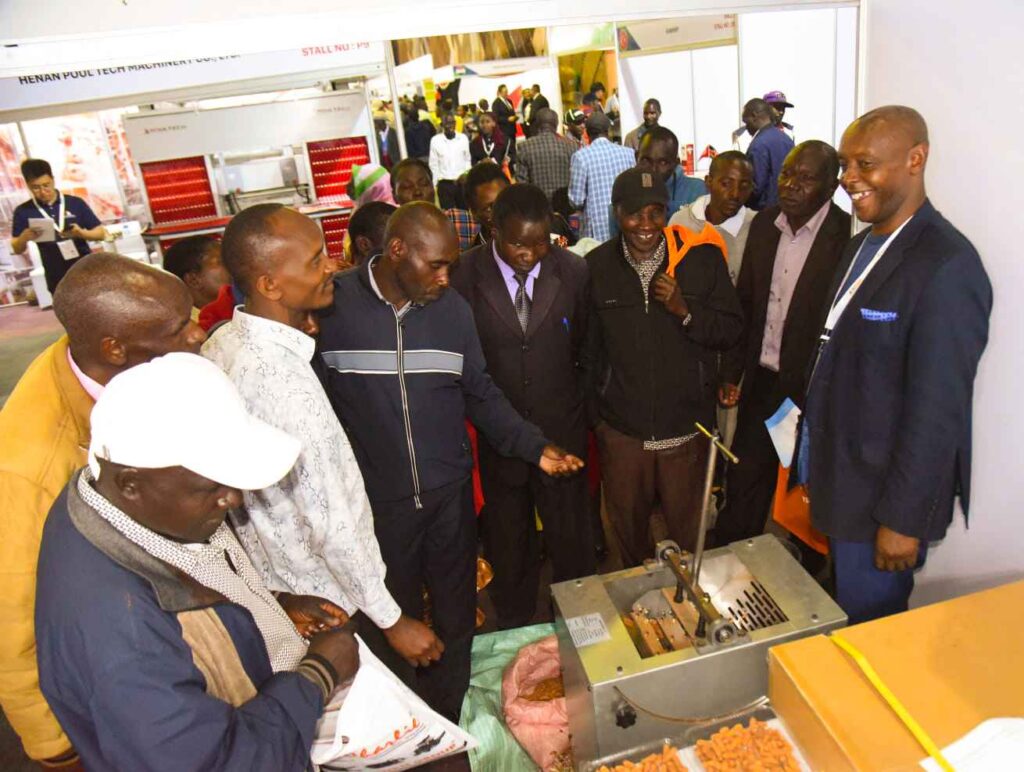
[393,310,423,509]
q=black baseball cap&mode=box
[612,168,668,213]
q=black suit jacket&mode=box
[803,199,992,542]
[492,97,518,138]
[723,203,851,406]
[526,94,550,129]
[451,242,589,483]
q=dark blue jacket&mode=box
[746,127,794,210]
[804,200,992,542]
[36,472,323,772]
[318,261,548,505]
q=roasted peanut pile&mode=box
[523,675,565,701]
[597,743,688,772]
[694,719,799,771]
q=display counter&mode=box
[144,202,354,257]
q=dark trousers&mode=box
[716,366,782,545]
[479,458,594,628]
[596,421,709,566]
[369,478,477,723]
[831,539,928,625]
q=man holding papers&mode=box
[798,107,991,623]
[10,158,108,292]
[715,141,850,547]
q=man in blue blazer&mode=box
[799,106,992,624]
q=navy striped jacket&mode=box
[318,261,548,506]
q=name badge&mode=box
[58,239,80,260]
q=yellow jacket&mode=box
[0,336,92,760]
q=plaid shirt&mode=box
[568,137,636,241]
[514,132,578,201]
[445,208,482,252]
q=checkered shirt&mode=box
[514,132,578,201]
[568,137,637,241]
[445,208,482,252]
[77,468,308,672]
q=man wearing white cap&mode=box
[35,353,360,771]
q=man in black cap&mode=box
[564,109,587,149]
[582,168,742,566]
[764,90,796,139]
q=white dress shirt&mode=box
[429,131,472,181]
[203,308,401,629]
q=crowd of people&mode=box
[1,93,992,771]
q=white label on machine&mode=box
[566,613,611,648]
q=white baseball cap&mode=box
[89,352,301,490]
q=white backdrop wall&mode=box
[861,0,1024,604]
[618,7,857,177]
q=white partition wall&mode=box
[862,0,1024,605]
[618,7,856,176]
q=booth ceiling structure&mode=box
[1,0,855,78]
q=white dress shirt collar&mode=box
[231,306,315,361]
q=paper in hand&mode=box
[765,398,801,469]
[27,218,56,243]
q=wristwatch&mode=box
[681,312,693,327]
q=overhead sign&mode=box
[618,15,737,57]
[124,92,370,162]
[0,42,384,115]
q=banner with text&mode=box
[0,42,384,115]
[618,15,737,57]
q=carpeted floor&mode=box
[0,305,63,407]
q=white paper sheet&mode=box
[27,217,56,243]
[920,718,1024,771]
[765,398,801,469]
[310,635,477,771]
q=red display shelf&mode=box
[140,156,218,225]
[319,213,351,261]
[306,137,371,201]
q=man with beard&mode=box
[715,141,850,546]
[798,107,991,623]
[203,205,442,678]
[318,202,583,721]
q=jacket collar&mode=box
[828,198,936,336]
[66,469,228,613]
[52,336,95,455]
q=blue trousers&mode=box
[831,539,928,625]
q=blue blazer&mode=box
[804,199,992,542]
